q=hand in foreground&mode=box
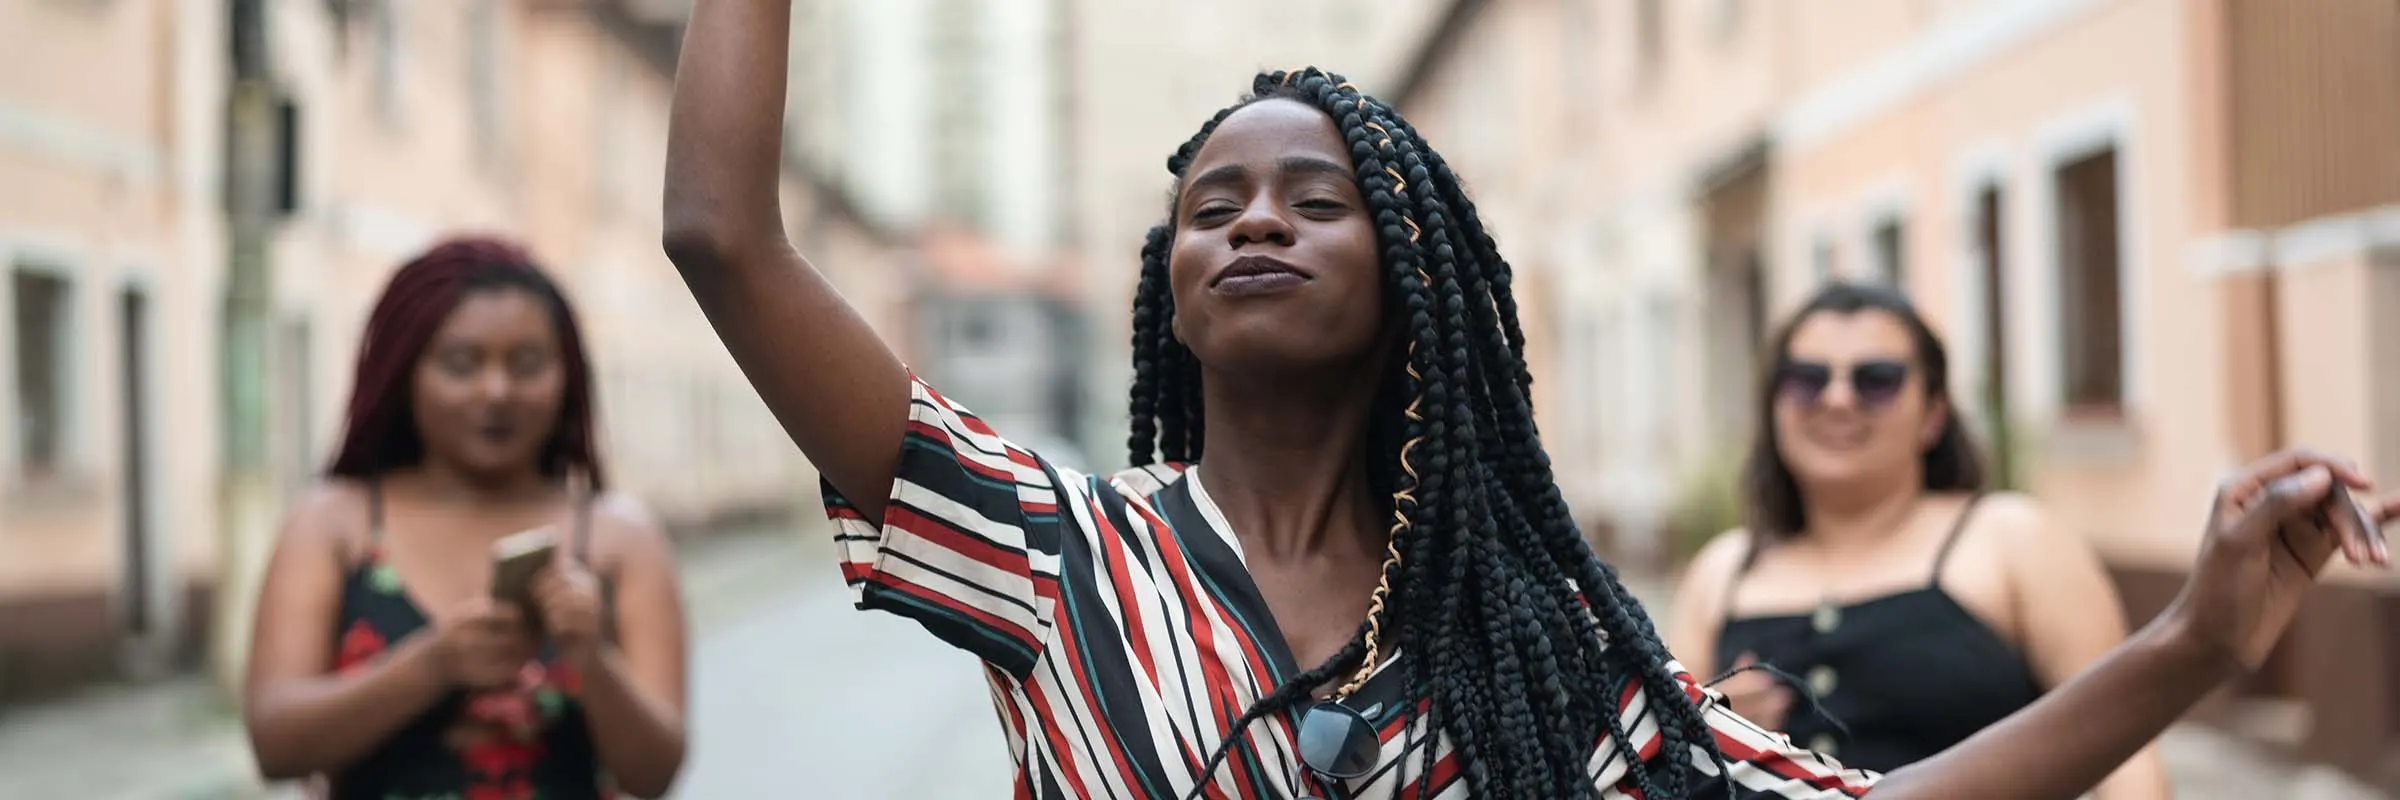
[531,558,607,664]
[429,596,536,689]
[1716,652,1795,731]
[2171,448,2395,671]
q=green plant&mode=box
[1665,447,1747,566]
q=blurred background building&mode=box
[0,0,2394,797]
[0,0,896,705]
[1395,0,2400,790]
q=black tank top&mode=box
[322,481,615,799]
[1712,494,2045,774]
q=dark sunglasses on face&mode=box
[1292,699,1382,798]
[1775,359,1913,409]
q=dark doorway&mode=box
[117,286,153,636]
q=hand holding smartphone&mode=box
[489,527,559,627]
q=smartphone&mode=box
[489,527,559,606]
[2328,483,2388,558]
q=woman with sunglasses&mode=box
[1665,282,2170,797]
[663,2,2392,796]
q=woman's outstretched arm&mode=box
[662,0,909,520]
[1862,451,2392,799]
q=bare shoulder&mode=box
[1967,491,2049,530]
[1691,528,1757,578]
[586,491,677,564]
[1665,528,1755,658]
[1675,528,1757,599]
[281,479,372,547]
[591,490,667,532]
[1967,492,2075,548]
[1966,491,2104,572]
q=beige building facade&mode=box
[1396,0,2400,789]
[0,0,908,707]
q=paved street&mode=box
[674,582,1012,798]
[0,525,2386,799]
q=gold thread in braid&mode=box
[1333,265,1435,700]
[1335,539,1405,699]
[1336,347,1423,700]
[1366,122,1394,151]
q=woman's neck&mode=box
[391,462,559,510]
[1194,368,1387,563]
[1798,480,1923,551]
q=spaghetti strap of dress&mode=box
[1925,492,1990,591]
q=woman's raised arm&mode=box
[661,0,910,520]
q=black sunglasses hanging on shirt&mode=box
[1293,699,1382,798]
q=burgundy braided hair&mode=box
[325,234,606,490]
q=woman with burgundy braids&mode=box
[242,236,689,799]
[664,2,2394,796]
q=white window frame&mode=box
[2,234,89,489]
[2028,97,2144,426]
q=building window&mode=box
[1871,215,1906,287]
[1562,0,1598,126]
[372,0,405,127]
[1715,0,1745,41]
[1636,0,1666,86]
[13,267,72,477]
[2054,147,2124,413]
[466,0,503,169]
[1642,295,1680,457]
[594,55,629,217]
[930,0,989,228]
[274,95,303,216]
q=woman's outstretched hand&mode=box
[1865,448,2393,800]
[2168,448,2395,672]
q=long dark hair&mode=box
[1130,68,1728,799]
[1741,281,1985,537]
[325,235,607,491]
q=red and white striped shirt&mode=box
[822,373,1883,798]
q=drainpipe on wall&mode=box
[213,0,280,701]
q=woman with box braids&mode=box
[1129,70,1728,799]
[668,3,2398,795]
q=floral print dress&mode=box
[323,484,613,800]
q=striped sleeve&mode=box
[1676,667,1883,798]
[820,373,1072,680]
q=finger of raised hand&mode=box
[2272,514,2339,580]
[2229,465,2335,544]
[2329,487,2378,567]
[2348,490,2396,566]
[2225,450,2369,507]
